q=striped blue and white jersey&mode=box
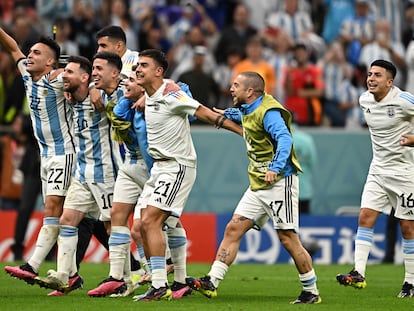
[17,59,75,157]
[71,95,117,183]
[102,85,124,109]
[359,86,414,175]
[102,85,124,167]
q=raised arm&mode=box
[194,105,243,136]
[0,27,25,62]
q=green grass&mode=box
[0,262,412,311]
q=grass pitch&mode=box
[0,262,412,311]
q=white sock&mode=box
[57,225,78,283]
[299,269,319,295]
[208,260,228,288]
[109,226,130,280]
[137,244,149,273]
[354,227,373,277]
[403,239,414,285]
[123,242,131,283]
[150,256,167,289]
[28,217,60,272]
[167,227,187,284]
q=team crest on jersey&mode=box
[43,89,48,96]
[387,106,395,117]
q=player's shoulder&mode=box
[397,90,414,105]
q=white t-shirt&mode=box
[145,81,200,167]
[360,86,414,175]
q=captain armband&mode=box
[214,115,227,129]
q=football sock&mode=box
[354,226,373,277]
[402,238,414,285]
[208,260,228,288]
[299,269,319,295]
[57,225,78,283]
[109,226,130,280]
[167,226,187,284]
[28,217,60,272]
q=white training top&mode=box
[360,85,414,175]
[17,59,75,157]
[71,95,117,183]
[145,81,200,167]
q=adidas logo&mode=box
[155,197,162,203]
[405,210,414,216]
[52,185,60,190]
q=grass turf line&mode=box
[0,262,412,311]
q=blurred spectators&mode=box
[0,52,26,125]
[322,0,354,44]
[212,46,243,109]
[265,0,313,42]
[337,63,368,129]
[177,45,220,111]
[9,114,41,260]
[232,35,276,96]
[263,28,294,105]
[214,2,257,64]
[284,42,324,126]
[338,0,376,65]
[54,17,79,56]
[10,14,40,56]
[110,0,138,51]
[0,114,26,210]
[373,0,405,44]
[168,26,216,81]
[318,41,353,127]
[406,36,414,94]
[241,0,280,31]
[358,18,406,86]
[68,0,103,60]
[36,0,74,37]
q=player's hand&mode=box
[264,170,277,185]
[212,107,225,115]
[132,96,146,111]
[400,134,414,147]
[89,87,105,112]
[163,79,181,94]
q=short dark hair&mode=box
[37,36,61,63]
[93,51,122,72]
[96,25,126,44]
[370,59,397,79]
[239,71,265,95]
[138,49,168,73]
[67,55,92,76]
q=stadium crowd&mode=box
[1,0,414,128]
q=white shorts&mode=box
[63,177,114,221]
[113,159,149,204]
[40,154,75,198]
[134,160,196,225]
[361,174,414,220]
[234,175,299,232]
